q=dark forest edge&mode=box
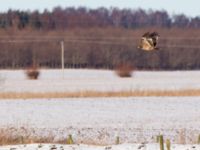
[0,7,200,70]
[0,6,199,29]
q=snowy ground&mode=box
[1,97,200,145]
[0,143,200,150]
[0,69,200,92]
[0,69,200,149]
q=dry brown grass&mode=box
[0,130,64,145]
[0,128,95,146]
[0,127,196,146]
[0,89,200,99]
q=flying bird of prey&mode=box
[137,32,159,51]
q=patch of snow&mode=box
[0,97,200,144]
[0,69,200,92]
[0,143,200,150]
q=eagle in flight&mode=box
[137,32,159,51]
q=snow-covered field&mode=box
[1,97,200,145]
[0,69,200,149]
[0,69,200,92]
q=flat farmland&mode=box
[0,97,200,145]
[0,69,199,149]
[0,69,200,93]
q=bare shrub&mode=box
[25,66,40,80]
[115,63,134,77]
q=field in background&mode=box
[0,69,200,98]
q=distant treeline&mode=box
[0,7,200,70]
[0,7,200,29]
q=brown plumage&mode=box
[137,32,159,51]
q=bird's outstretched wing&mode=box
[142,32,150,38]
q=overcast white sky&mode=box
[0,0,199,17]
